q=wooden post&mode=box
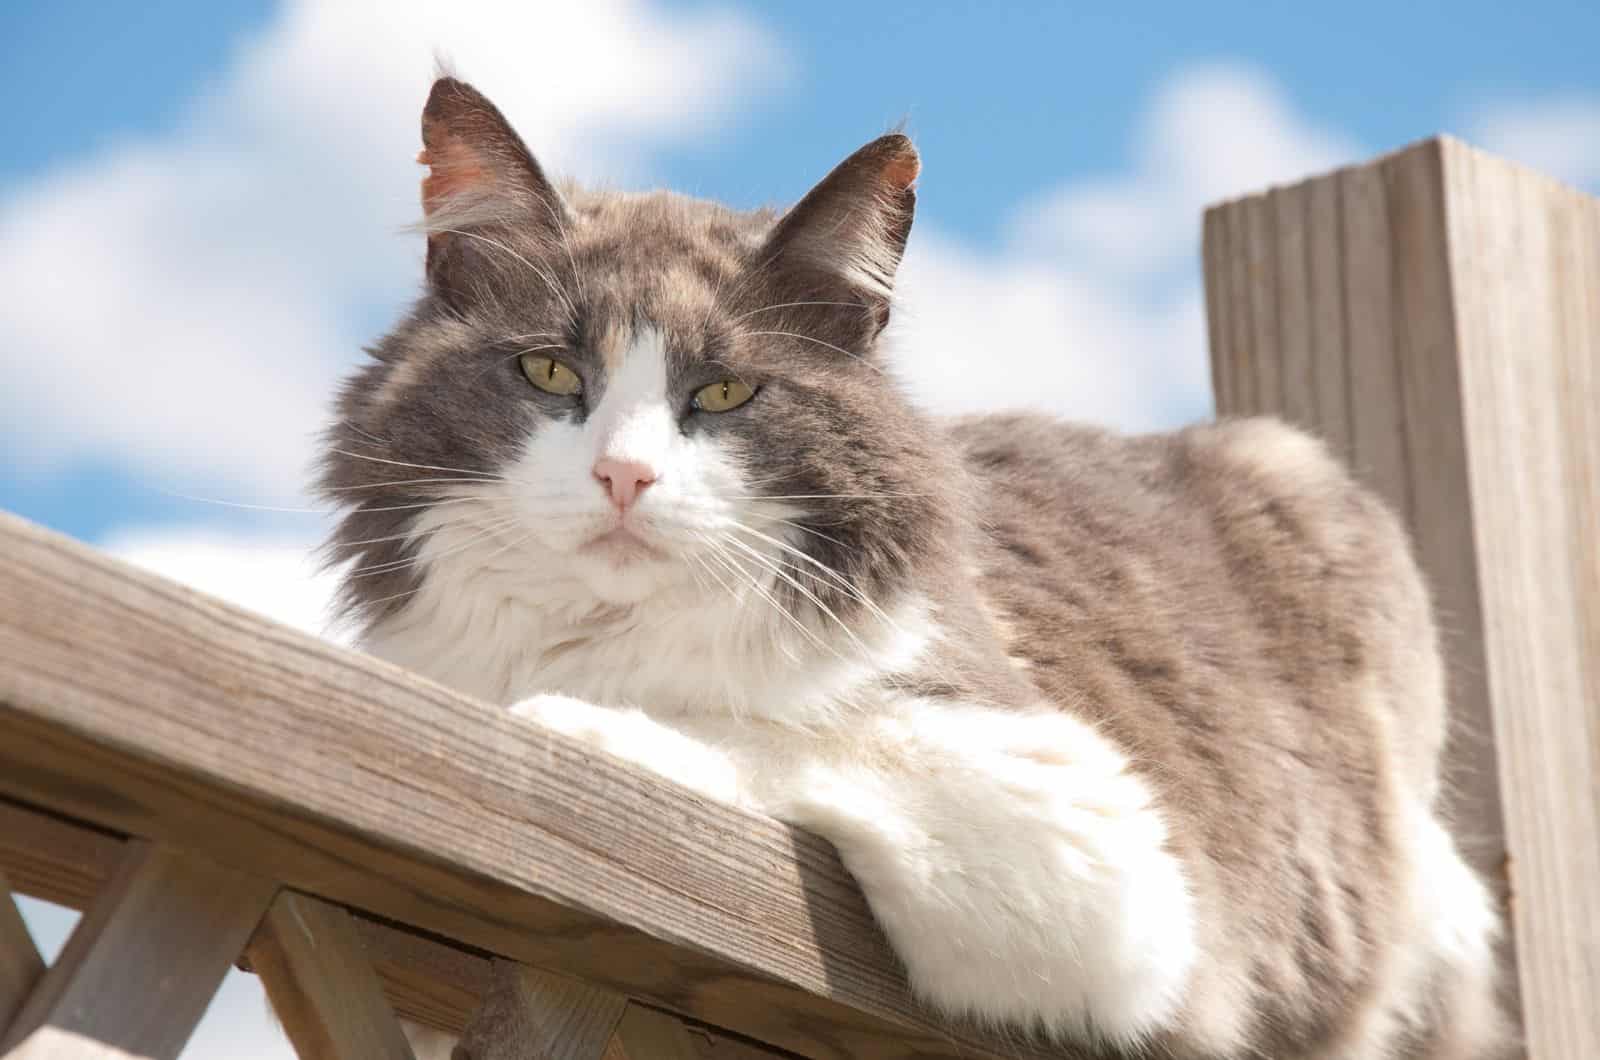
[455,960,627,1060]
[247,891,418,1060]
[1203,135,1600,1058]
[0,839,276,1059]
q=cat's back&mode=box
[949,411,1443,792]
[946,411,1485,1056]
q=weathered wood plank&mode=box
[0,872,44,1036]
[0,802,118,912]
[0,800,786,1053]
[1270,183,1317,426]
[1223,192,1256,411]
[1202,207,1230,415]
[1336,159,1414,526]
[364,922,490,1035]
[0,797,482,1035]
[612,1005,702,1060]
[606,1005,797,1060]
[247,891,417,1060]
[0,514,1070,1060]
[456,961,626,1060]
[1305,173,1352,460]
[1243,189,1283,413]
[0,839,275,1059]
[1434,137,1600,1060]
[1203,135,1600,1058]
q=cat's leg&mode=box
[758,699,1199,1047]
[509,693,1198,1047]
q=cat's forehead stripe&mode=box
[594,315,634,374]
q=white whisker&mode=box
[324,476,505,493]
[429,227,577,322]
[742,330,883,373]
[328,449,502,479]
[731,301,866,323]
[718,532,875,659]
[344,516,521,579]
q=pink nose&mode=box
[592,457,657,511]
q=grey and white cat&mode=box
[321,76,1510,1058]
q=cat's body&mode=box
[324,76,1509,1058]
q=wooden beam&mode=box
[0,873,44,1037]
[247,891,417,1060]
[1202,135,1600,1057]
[0,514,1071,1060]
[0,802,118,913]
[0,800,787,1056]
[457,961,627,1060]
[611,1005,705,1060]
[0,839,275,1059]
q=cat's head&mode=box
[321,77,958,658]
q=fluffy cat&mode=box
[320,76,1510,1058]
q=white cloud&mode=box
[1011,66,1358,279]
[891,64,1358,431]
[1469,96,1600,189]
[102,525,341,639]
[0,0,783,503]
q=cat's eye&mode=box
[693,379,755,413]
[520,354,583,397]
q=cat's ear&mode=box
[758,134,919,343]
[417,76,572,301]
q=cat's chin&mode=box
[568,546,684,607]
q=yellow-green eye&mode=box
[520,354,582,397]
[693,379,755,413]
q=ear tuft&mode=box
[412,76,572,302]
[870,133,921,194]
[418,77,543,220]
[756,134,921,342]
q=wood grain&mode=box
[0,802,119,912]
[248,891,417,1060]
[0,513,1077,1060]
[457,961,626,1060]
[1434,137,1600,1060]
[0,839,275,1059]
[0,872,44,1036]
[0,800,792,1055]
[1203,135,1600,1057]
[612,1004,704,1060]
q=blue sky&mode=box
[6,2,1598,237]
[2,1,1597,546]
[1,2,1596,1055]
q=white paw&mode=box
[784,707,1197,1044]
[508,693,616,747]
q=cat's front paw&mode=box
[785,707,1198,1045]
[508,694,741,803]
[508,693,616,746]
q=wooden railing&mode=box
[1,137,1595,1058]
[0,510,1071,1060]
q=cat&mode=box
[319,75,1511,1059]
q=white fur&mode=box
[511,693,1197,1043]
[1391,796,1501,1033]
[361,323,1197,1043]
